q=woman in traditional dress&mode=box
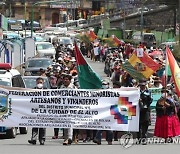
[154,92,180,142]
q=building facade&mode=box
[0,0,123,28]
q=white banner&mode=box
[0,87,140,132]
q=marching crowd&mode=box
[28,39,180,145]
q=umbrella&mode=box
[149,50,163,56]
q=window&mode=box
[27,59,52,68]
[12,75,25,88]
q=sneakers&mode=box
[63,139,72,145]
[93,138,101,145]
[28,140,36,145]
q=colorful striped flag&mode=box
[166,46,180,97]
[122,50,161,80]
[74,42,102,89]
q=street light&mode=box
[30,0,71,37]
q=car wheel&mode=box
[19,127,28,134]
[6,127,17,138]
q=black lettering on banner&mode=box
[39,105,45,108]
[85,110,98,115]
[43,91,50,96]
[28,120,34,123]
[31,108,38,113]
[78,110,84,114]
[62,98,66,104]
[40,109,46,113]
[70,110,77,114]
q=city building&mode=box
[0,0,127,28]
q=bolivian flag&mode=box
[86,30,97,42]
[104,35,122,47]
[112,35,122,47]
[122,50,161,80]
[166,47,180,97]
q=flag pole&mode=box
[164,46,169,99]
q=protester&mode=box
[28,77,47,145]
[93,81,113,145]
[49,75,60,140]
[93,43,100,62]
[60,74,76,145]
[112,81,121,141]
[154,89,180,142]
[137,80,152,144]
[39,68,46,76]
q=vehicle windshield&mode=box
[37,43,54,50]
[27,59,52,68]
[35,36,46,42]
[0,78,11,87]
[23,78,49,88]
[60,38,72,45]
[144,35,156,42]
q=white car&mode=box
[0,63,27,138]
[35,42,56,58]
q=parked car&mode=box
[58,36,74,50]
[23,57,53,76]
[22,76,51,89]
[0,63,27,138]
[35,42,56,58]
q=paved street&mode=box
[1,58,180,154]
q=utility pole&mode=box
[9,1,12,18]
[123,0,126,39]
[140,5,144,38]
[24,0,27,38]
[71,0,73,20]
[66,0,68,30]
[73,1,77,20]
